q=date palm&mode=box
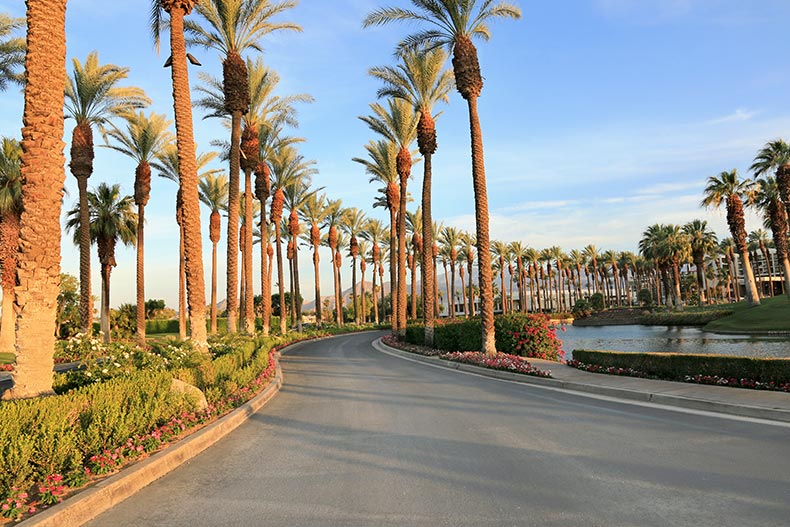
[440,226,463,319]
[151,0,209,350]
[342,207,368,325]
[751,139,790,225]
[2,0,66,400]
[370,47,452,343]
[66,183,137,344]
[568,249,586,303]
[323,200,346,326]
[104,111,174,345]
[460,233,477,316]
[748,229,774,297]
[186,0,300,334]
[300,192,331,328]
[702,170,760,307]
[405,208,423,320]
[357,240,371,323]
[523,247,541,312]
[601,249,620,308]
[284,176,318,331]
[359,99,419,336]
[683,220,717,304]
[362,218,387,324]
[364,0,521,354]
[198,173,228,333]
[754,176,790,298]
[490,239,510,314]
[353,139,401,332]
[0,137,21,356]
[153,147,220,339]
[0,13,24,91]
[65,51,149,333]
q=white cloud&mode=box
[706,108,758,125]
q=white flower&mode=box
[102,368,108,374]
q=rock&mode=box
[171,378,208,411]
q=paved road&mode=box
[87,332,790,527]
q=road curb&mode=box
[20,348,287,527]
[374,338,790,423]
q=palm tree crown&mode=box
[0,13,25,91]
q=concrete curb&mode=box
[21,348,287,527]
[374,338,790,423]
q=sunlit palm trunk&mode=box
[410,254,417,320]
[136,204,146,345]
[4,0,66,399]
[225,113,241,334]
[260,213,270,336]
[210,239,218,333]
[76,175,92,332]
[168,7,207,350]
[372,259,379,324]
[443,261,450,317]
[467,260,475,316]
[739,251,761,306]
[293,243,303,332]
[397,198,407,337]
[336,251,344,324]
[360,263,367,324]
[243,179,254,333]
[459,267,468,318]
[178,219,187,339]
[0,212,19,354]
[449,260,457,319]
[389,208,397,333]
[420,152,435,343]
[351,255,358,324]
[313,243,321,328]
[100,263,112,343]
[275,224,286,334]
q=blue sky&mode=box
[2,0,790,310]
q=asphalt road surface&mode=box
[87,331,790,527]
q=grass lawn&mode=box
[704,295,790,333]
[0,352,13,364]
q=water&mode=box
[558,325,790,359]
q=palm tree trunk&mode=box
[460,267,468,317]
[434,254,441,318]
[101,263,111,344]
[468,261,475,316]
[450,261,457,319]
[782,256,790,300]
[168,8,207,350]
[225,114,241,334]
[397,196,407,337]
[336,253,344,325]
[244,177,254,333]
[352,255,358,324]
[136,204,146,346]
[443,261,450,317]
[210,239,218,333]
[740,251,761,306]
[260,213,270,336]
[500,264,507,316]
[4,0,66,399]
[76,175,92,332]
[313,244,322,328]
[178,220,187,339]
[293,243,303,332]
[389,208,398,334]
[372,259,379,324]
[288,250,295,327]
[331,245,341,325]
[0,212,19,355]
[410,255,417,320]
[275,225,286,334]
[360,266,367,324]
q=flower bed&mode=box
[567,350,790,392]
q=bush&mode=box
[637,288,653,308]
[637,310,732,326]
[572,349,790,385]
[572,299,592,319]
[589,293,605,312]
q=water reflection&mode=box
[560,325,790,359]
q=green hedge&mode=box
[93,317,284,336]
[572,349,790,384]
[637,310,733,326]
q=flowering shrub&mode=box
[440,351,552,378]
[0,363,12,372]
[495,314,565,361]
[0,488,33,520]
[37,474,67,506]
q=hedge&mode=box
[572,349,790,385]
[92,316,284,336]
[637,310,733,326]
[404,314,564,361]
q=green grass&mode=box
[0,352,13,365]
[704,295,790,333]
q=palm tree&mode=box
[284,176,318,331]
[0,13,24,91]
[364,0,521,355]
[2,0,66,400]
[370,47,453,344]
[748,229,774,297]
[718,237,739,302]
[0,137,22,356]
[683,220,718,304]
[753,176,790,298]
[702,170,761,307]
[342,208,368,325]
[186,0,300,334]
[357,239,371,323]
[153,147,221,339]
[300,192,330,328]
[65,51,149,333]
[151,0,209,350]
[323,200,346,326]
[66,183,137,343]
[490,240,510,314]
[104,111,174,345]
[198,173,228,333]
[460,233,477,315]
[359,100,419,336]
[568,249,586,303]
[405,208,423,320]
[440,226,463,318]
[361,218,387,324]
[353,140,401,332]
[751,139,790,226]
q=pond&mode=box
[558,325,790,359]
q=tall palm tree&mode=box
[153,147,220,339]
[568,249,586,302]
[359,99,419,336]
[0,137,22,356]
[353,140,401,332]
[357,240,371,323]
[748,229,774,297]
[361,218,387,324]
[754,176,790,298]
[490,240,510,314]
[0,13,24,91]
[342,207,368,325]
[323,200,346,326]
[198,173,228,333]
[186,0,300,334]
[364,0,521,355]
[283,175,318,331]
[440,226,463,318]
[683,220,717,304]
[151,0,209,350]
[300,192,330,328]
[65,183,137,343]
[460,233,476,315]
[370,47,452,344]
[751,139,790,227]
[405,208,423,320]
[65,51,149,333]
[104,111,174,345]
[2,0,66,400]
[702,170,761,307]
[718,237,739,302]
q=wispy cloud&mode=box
[706,108,759,125]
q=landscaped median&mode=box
[0,325,385,525]
[569,349,790,393]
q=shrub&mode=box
[572,349,790,386]
[636,310,732,326]
[589,293,605,312]
[572,299,592,319]
[637,288,653,308]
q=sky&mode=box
[2,0,790,311]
